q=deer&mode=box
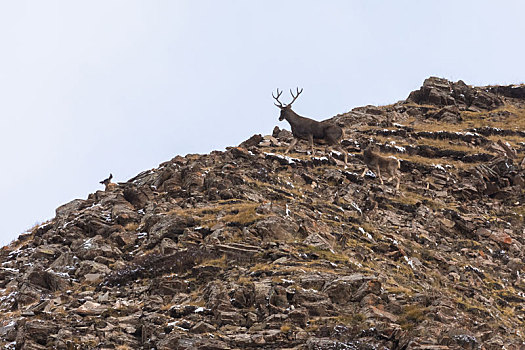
[273,88,348,165]
[361,146,400,190]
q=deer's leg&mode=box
[395,176,400,190]
[308,135,314,156]
[285,138,298,154]
[334,145,348,165]
[376,166,384,185]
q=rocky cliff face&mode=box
[1,77,525,349]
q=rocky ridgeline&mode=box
[1,77,525,349]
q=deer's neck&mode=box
[284,109,303,127]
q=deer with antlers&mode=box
[273,88,348,165]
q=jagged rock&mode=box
[431,105,462,123]
[111,203,139,226]
[239,134,263,148]
[75,301,108,315]
[216,311,245,326]
[273,126,293,142]
[123,184,154,209]
[3,77,525,349]
[71,234,122,260]
[255,216,298,241]
[323,274,379,304]
[16,319,59,348]
[407,77,504,111]
[269,285,288,309]
[146,214,196,245]
[352,279,382,301]
[55,198,90,219]
[25,268,70,291]
[288,308,309,327]
[303,233,334,251]
[191,321,216,333]
[0,319,16,342]
[160,237,178,255]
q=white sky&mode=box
[1,1,524,246]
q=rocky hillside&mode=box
[2,77,525,349]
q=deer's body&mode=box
[361,147,400,189]
[282,110,343,144]
[273,88,347,164]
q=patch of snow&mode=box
[167,321,189,332]
[404,256,416,270]
[47,269,70,279]
[102,213,112,223]
[264,152,298,165]
[195,307,205,313]
[394,146,406,153]
[0,291,17,303]
[82,238,94,249]
[1,267,18,273]
[351,202,362,215]
[285,204,291,217]
[465,265,484,274]
[4,341,16,349]
[358,227,372,240]
[364,170,376,178]
[452,334,478,344]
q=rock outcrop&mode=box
[1,77,525,349]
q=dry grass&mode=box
[462,105,525,129]
[405,104,525,134]
[399,305,429,330]
[201,254,227,267]
[414,137,492,155]
[124,222,139,231]
[168,201,264,228]
[398,153,478,170]
[280,323,292,333]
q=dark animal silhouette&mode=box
[273,88,347,165]
[361,146,400,189]
[100,173,113,190]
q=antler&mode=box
[272,88,284,108]
[289,87,303,106]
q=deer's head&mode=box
[273,88,303,121]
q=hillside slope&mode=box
[1,77,525,349]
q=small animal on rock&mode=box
[273,88,347,165]
[100,173,114,190]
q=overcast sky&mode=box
[1,1,524,246]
